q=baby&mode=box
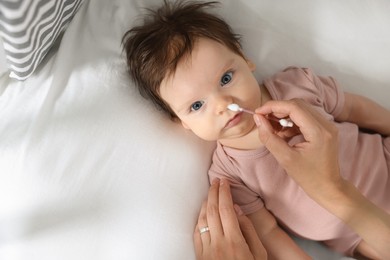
[122,1,390,258]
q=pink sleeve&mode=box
[302,67,345,118]
[265,67,345,118]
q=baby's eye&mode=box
[191,100,204,111]
[220,71,233,86]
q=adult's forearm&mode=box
[315,180,390,259]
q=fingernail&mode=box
[254,114,262,127]
[234,204,244,216]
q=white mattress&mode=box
[1,0,389,259]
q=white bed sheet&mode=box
[1,0,389,259]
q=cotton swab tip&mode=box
[227,103,241,112]
[227,103,254,114]
[279,118,294,127]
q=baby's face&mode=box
[160,38,262,143]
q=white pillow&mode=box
[0,0,83,80]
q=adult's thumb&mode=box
[254,114,292,161]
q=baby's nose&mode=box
[214,96,232,115]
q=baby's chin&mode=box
[219,128,260,148]
[188,131,219,142]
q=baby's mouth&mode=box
[224,112,243,129]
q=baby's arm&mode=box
[247,208,311,260]
[336,92,390,136]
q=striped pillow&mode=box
[0,0,84,80]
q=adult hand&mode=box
[194,179,267,260]
[253,99,343,200]
[254,99,390,259]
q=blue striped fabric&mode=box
[0,0,83,80]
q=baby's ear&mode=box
[246,58,256,71]
[173,117,190,130]
[181,121,190,129]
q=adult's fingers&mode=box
[218,180,244,240]
[258,99,339,151]
[255,99,310,125]
[206,179,224,240]
[254,113,296,166]
[255,99,324,143]
[193,222,203,259]
[196,201,211,246]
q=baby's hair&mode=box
[122,0,243,119]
